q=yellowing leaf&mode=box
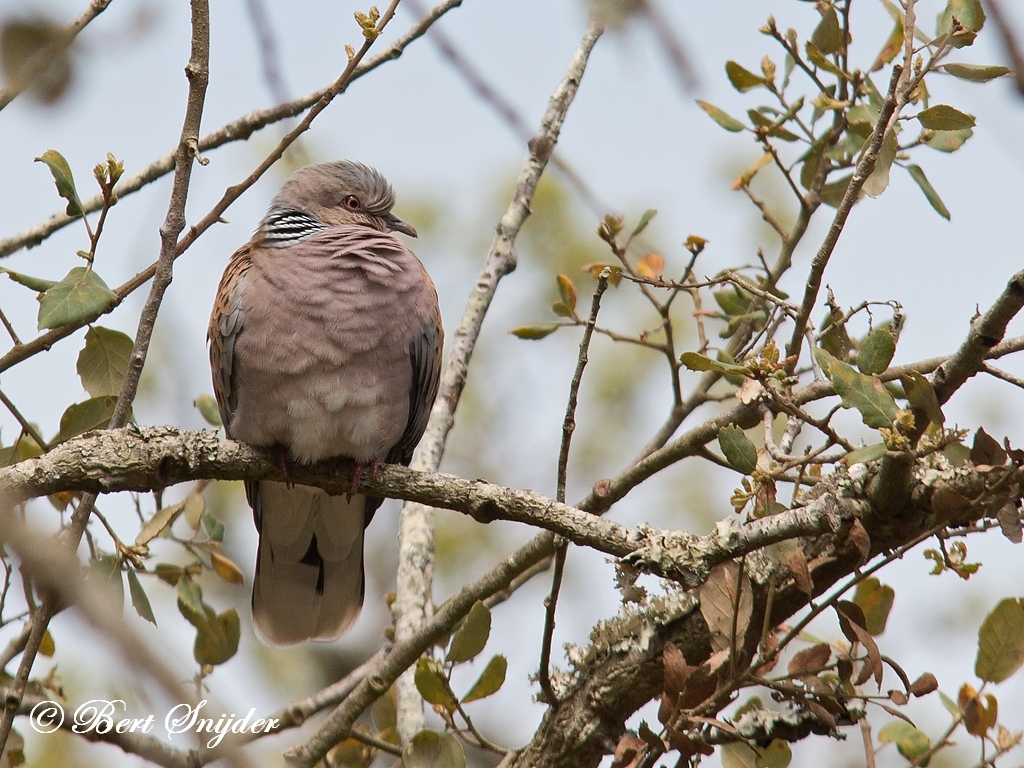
[210,551,245,585]
[556,273,577,311]
[509,323,560,340]
[38,629,55,657]
[461,654,507,703]
[636,253,665,280]
[135,501,185,546]
[725,61,766,92]
[696,100,745,132]
[853,577,895,635]
[414,658,457,712]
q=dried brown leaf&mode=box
[788,643,832,676]
[699,562,753,654]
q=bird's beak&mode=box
[384,213,418,238]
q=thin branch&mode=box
[540,270,611,704]
[784,65,904,370]
[0,1,210,756]
[0,0,466,259]
[0,0,114,111]
[0,390,48,451]
[391,16,605,744]
[110,0,209,428]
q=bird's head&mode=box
[270,160,417,237]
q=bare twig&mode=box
[539,269,611,704]
[0,1,210,756]
[0,0,466,259]
[391,17,605,743]
[0,0,114,111]
[986,0,1024,96]
[784,65,904,370]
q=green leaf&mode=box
[629,208,657,240]
[176,577,239,666]
[757,739,792,768]
[34,149,83,217]
[0,268,57,293]
[679,352,748,376]
[746,110,800,141]
[135,500,185,546]
[901,371,944,427]
[814,348,899,429]
[696,100,745,132]
[853,577,895,635]
[811,5,843,55]
[403,730,466,768]
[842,442,887,466]
[127,569,157,626]
[878,721,930,762]
[718,425,758,474]
[906,164,950,220]
[77,326,134,398]
[713,286,751,316]
[926,128,973,153]
[446,601,491,663]
[805,41,845,77]
[861,129,898,198]
[857,327,896,375]
[725,61,766,92]
[1,18,72,104]
[937,0,985,34]
[509,323,560,340]
[37,267,117,330]
[917,104,976,131]
[193,394,223,427]
[201,511,225,543]
[975,598,1024,683]
[722,742,759,768]
[820,174,853,209]
[461,654,508,703]
[942,63,1008,82]
[799,134,831,190]
[194,608,240,666]
[55,396,117,443]
[414,658,457,712]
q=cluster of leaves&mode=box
[0,152,246,675]
[326,600,506,767]
[612,560,1024,768]
[698,0,1001,220]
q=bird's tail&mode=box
[250,481,366,644]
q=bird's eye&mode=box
[342,195,362,210]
